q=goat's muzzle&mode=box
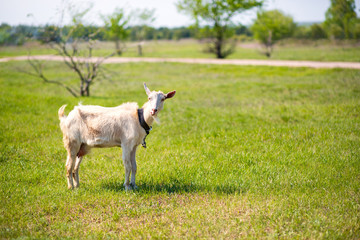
[151,109,157,116]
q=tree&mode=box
[103,8,130,55]
[131,8,156,56]
[26,4,115,97]
[177,0,263,59]
[325,0,358,39]
[251,10,295,57]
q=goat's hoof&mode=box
[130,183,138,190]
[68,185,74,190]
[124,184,132,191]
[74,180,80,188]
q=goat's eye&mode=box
[161,98,165,102]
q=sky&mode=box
[0,0,360,27]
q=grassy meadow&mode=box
[0,60,360,238]
[1,39,360,62]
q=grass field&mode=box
[0,60,360,238]
[1,39,360,62]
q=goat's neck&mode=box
[142,102,155,127]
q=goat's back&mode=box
[60,102,143,147]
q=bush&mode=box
[310,24,327,39]
[293,25,311,39]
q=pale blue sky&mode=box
[0,0,359,27]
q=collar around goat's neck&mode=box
[137,108,152,135]
[141,101,155,127]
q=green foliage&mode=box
[62,2,105,42]
[131,8,156,40]
[294,24,327,40]
[172,27,196,40]
[38,25,61,43]
[38,25,107,44]
[103,8,130,55]
[325,0,359,39]
[251,10,296,57]
[0,23,251,46]
[0,23,12,45]
[251,10,296,44]
[293,25,311,39]
[310,23,328,39]
[0,61,360,238]
[0,23,37,46]
[103,8,130,41]
[235,24,252,36]
[177,0,263,25]
[351,18,360,38]
[177,0,262,58]
[69,2,94,25]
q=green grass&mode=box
[1,60,360,238]
[1,39,360,62]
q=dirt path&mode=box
[1,55,360,69]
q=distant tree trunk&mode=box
[215,37,224,59]
[214,22,224,59]
[85,83,90,96]
[80,80,91,96]
[137,43,143,56]
[265,30,273,58]
[115,38,122,55]
[209,23,236,59]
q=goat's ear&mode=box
[144,82,151,96]
[165,90,176,99]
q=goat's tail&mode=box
[58,105,67,120]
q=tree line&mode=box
[0,23,247,45]
[1,18,359,48]
[1,0,359,49]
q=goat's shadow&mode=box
[101,180,248,195]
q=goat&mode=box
[58,83,176,190]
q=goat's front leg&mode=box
[130,147,138,189]
[122,147,132,191]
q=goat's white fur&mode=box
[58,83,176,190]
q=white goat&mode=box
[58,83,176,190]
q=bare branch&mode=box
[24,55,79,97]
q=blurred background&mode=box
[0,0,359,58]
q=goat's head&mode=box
[144,83,176,116]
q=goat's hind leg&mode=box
[73,144,88,188]
[65,142,81,189]
[73,156,83,188]
[65,153,77,189]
